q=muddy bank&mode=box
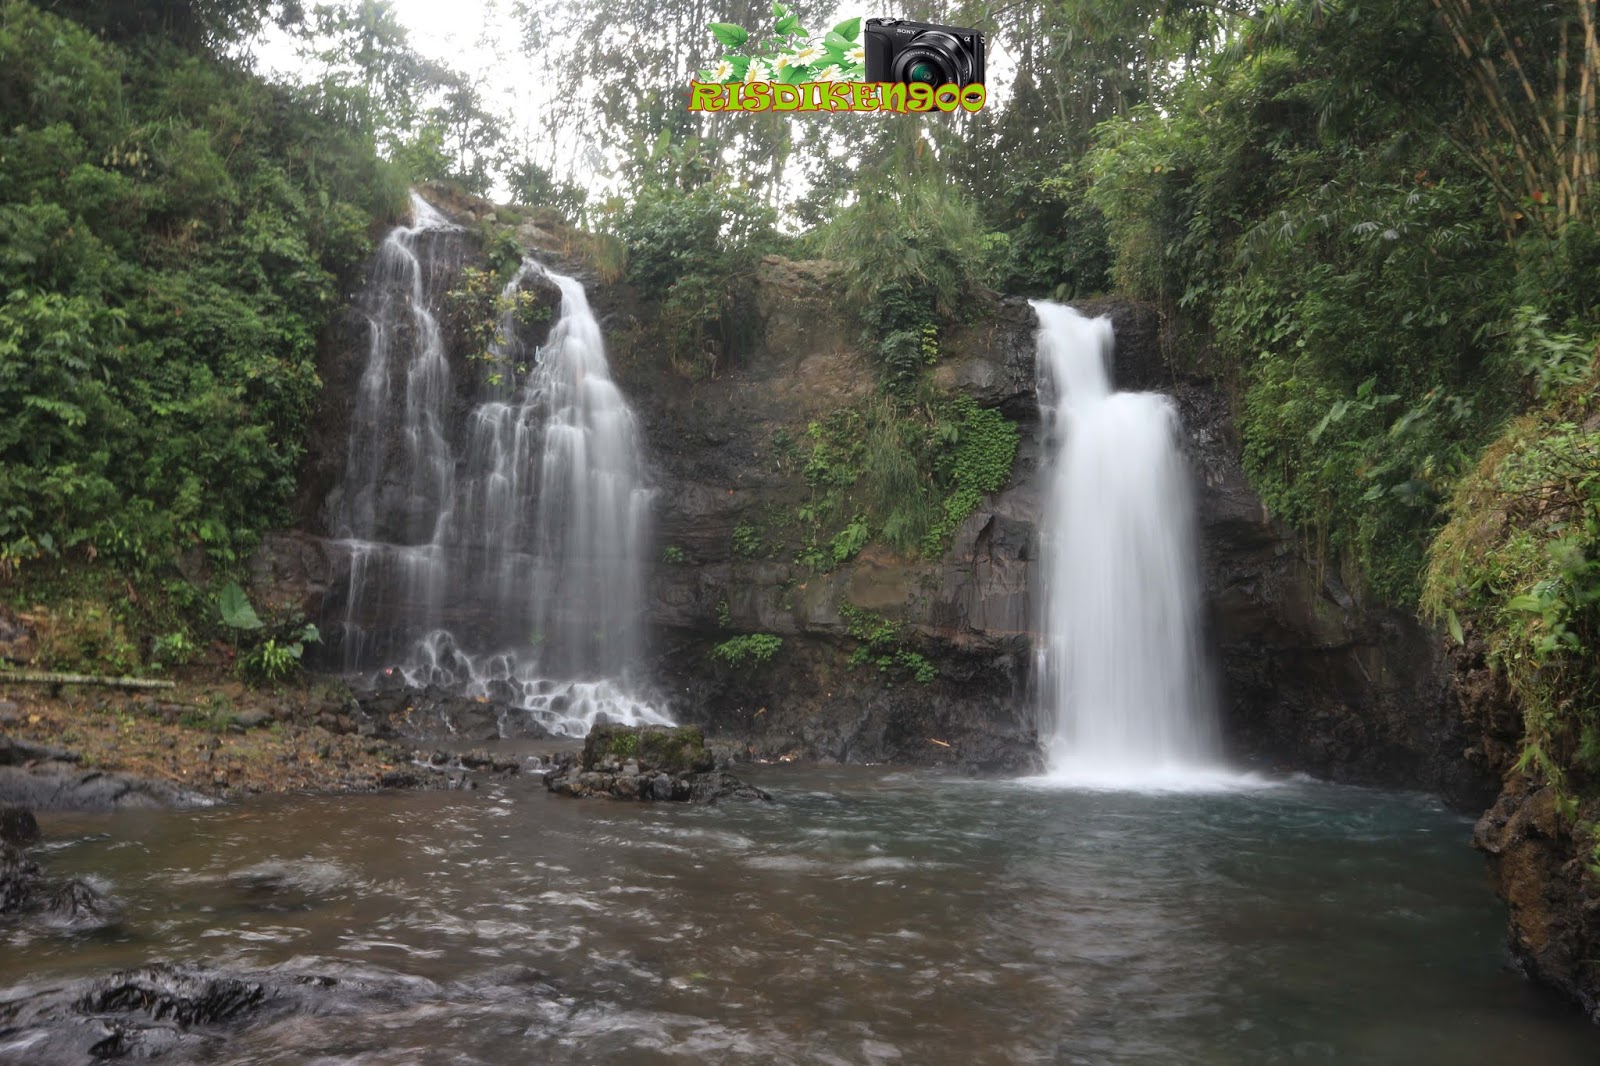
[0,677,497,812]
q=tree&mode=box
[1428,0,1600,235]
[44,0,306,52]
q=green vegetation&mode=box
[218,580,319,686]
[731,522,764,559]
[603,140,779,379]
[782,392,1018,571]
[590,724,712,773]
[0,1,405,581]
[841,605,935,685]
[445,244,552,389]
[1423,366,1600,840]
[710,633,784,669]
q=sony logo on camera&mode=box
[863,17,985,89]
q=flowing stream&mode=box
[1033,301,1222,786]
[324,195,667,734]
[6,768,1599,1064]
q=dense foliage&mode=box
[1081,0,1600,812]
[1422,364,1600,851]
[0,1,403,580]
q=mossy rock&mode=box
[581,724,714,774]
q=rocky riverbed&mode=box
[0,683,447,809]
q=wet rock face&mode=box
[0,961,562,1064]
[1172,380,1501,808]
[0,737,207,811]
[1475,784,1600,1021]
[544,725,772,803]
[350,675,550,743]
[0,803,39,847]
[0,839,39,915]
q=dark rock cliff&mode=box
[266,205,1495,800]
[603,257,1494,798]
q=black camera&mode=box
[864,17,985,89]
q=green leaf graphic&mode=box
[831,17,861,41]
[709,22,748,47]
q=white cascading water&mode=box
[1031,301,1222,786]
[324,193,670,735]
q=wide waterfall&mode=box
[1031,301,1221,785]
[323,193,670,734]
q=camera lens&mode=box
[889,30,975,87]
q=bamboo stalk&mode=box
[0,670,176,691]
[1434,0,1571,233]
[1558,13,1572,221]
[1580,0,1599,216]
[1488,4,1571,207]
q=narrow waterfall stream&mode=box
[323,194,669,734]
[1032,301,1224,785]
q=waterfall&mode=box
[1031,301,1221,785]
[323,193,670,735]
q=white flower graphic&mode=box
[811,64,846,82]
[791,44,823,66]
[745,58,772,83]
[709,59,733,81]
[847,44,864,66]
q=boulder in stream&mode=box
[0,807,118,930]
[544,724,772,803]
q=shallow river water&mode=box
[6,765,1600,1064]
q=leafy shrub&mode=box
[710,633,783,668]
[240,637,303,685]
[151,630,196,667]
[1424,371,1600,807]
[34,600,140,675]
[785,392,1019,569]
[732,522,764,559]
[217,580,320,686]
[840,605,935,684]
[609,170,776,379]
